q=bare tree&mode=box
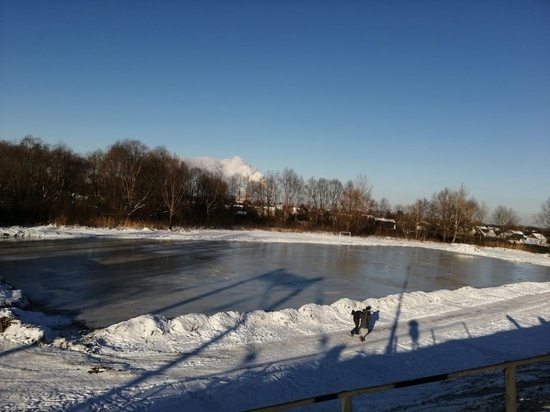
[149,147,191,230]
[304,177,319,210]
[534,198,550,230]
[225,174,246,200]
[264,171,280,209]
[429,185,481,243]
[491,205,519,228]
[355,174,373,205]
[315,178,330,210]
[245,171,279,218]
[45,143,86,223]
[326,179,343,212]
[0,140,21,222]
[449,185,472,243]
[456,196,483,243]
[245,180,264,214]
[84,149,106,215]
[190,169,228,225]
[9,136,52,222]
[304,177,341,225]
[377,197,392,218]
[397,198,429,240]
[339,180,359,231]
[279,168,303,219]
[429,187,455,242]
[339,174,372,232]
[476,201,490,224]
[0,136,86,224]
[99,139,151,223]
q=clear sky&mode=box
[1,1,549,225]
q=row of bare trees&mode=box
[1,136,549,241]
[395,186,488,242]
[0,137,227,229]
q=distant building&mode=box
[525,233,547,245]
[473,226,499,239]
[499,230,526,244]
[366,215,396,230]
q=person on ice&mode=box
[359,306,372,342]
[350,309,362,336]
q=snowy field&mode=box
[1,226,549,411]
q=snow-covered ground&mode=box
[1,226,549,411]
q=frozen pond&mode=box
[1,238,549,328]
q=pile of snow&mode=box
[0,276,80,347]
[0,275,29,308]
[77,281,549,356]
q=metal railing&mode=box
[245,353,550,412]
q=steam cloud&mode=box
[182,156,264,182]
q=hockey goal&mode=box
[339,231,351,243]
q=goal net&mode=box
[339,231,351,243]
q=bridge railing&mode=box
[245,353,550,412]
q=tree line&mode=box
[1,136,549,243]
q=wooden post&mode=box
[341,395,352,412]
[505,365,517,412]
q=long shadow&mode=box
[0,343,35,359]
[507,314,522,329]
[65,268,323,411]
[208,278,323,315]
[152,268,323,316]
[409,320,419,350]
[257,269,324,314]
[66,314,251,411]
[369,310,380,334]
[385,269,410,355]
[107,317,550,411]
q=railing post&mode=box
[341,395,352,412]
[505,364,516,412]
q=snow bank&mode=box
[0,276,82,347]
[78,281,550,355]
[0,275,29,308]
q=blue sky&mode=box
[1,1,549,224]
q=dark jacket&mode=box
[360,309,371,329]
[351,310,362,321]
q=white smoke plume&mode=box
[182,156,264,182]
